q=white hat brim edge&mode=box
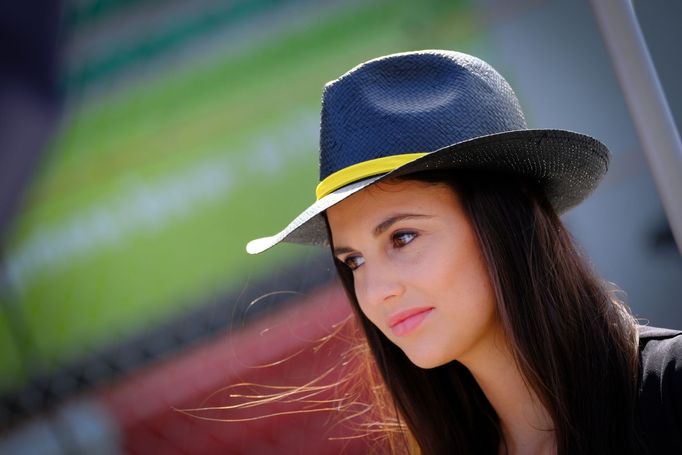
[245,175,384,254]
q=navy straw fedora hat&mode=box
[246,50,610,254]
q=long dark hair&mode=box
[329,170,641,454]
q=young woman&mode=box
[246,50,682,454]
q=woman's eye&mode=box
[392,231,417,248]
[344,255,365,271]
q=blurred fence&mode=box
[0,279,386,454]
[0,252,338,427]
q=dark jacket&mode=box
[637,325,682,453]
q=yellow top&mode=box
[315,153,427,200]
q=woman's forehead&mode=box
[326,179,459,228]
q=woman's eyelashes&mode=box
[344,254,365,271]
[343,230,419,271]
[392,230,418,248]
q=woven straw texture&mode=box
[319,50,527,179]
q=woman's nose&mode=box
[359,262,405,307]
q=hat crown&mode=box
[319,50,527,181]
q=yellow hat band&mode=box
[315,153,428,200]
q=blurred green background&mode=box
[1,0,481,394]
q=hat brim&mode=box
[246,129,609,254]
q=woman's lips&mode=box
[388,307,434,337]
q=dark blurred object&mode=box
[0,0,63,242]
[650,217,678,254]
[0,2,64,451]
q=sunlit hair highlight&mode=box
[178,308,414,453]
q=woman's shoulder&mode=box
[639,324,682,341]
[639,325,682,375]
[636,325,682,452]
[638,324,682,393]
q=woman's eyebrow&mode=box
[374,214,432,236]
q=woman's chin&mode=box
[403,350,451,369]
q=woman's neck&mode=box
[461,330,556,455]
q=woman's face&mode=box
[327,179,500,369]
